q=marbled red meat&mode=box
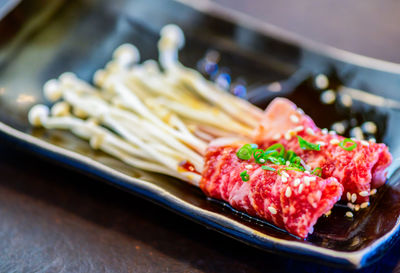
[254,98,392,204]
[200,139,343,239]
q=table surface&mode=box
[2,1,400,273]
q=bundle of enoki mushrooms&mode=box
[28,25,263,186]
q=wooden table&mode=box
[1,1,400,272]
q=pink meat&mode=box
[254,98,392,204]
[200,140,343,239]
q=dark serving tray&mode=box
[1,0,400,269]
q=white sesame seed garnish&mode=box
[329,130,337,135]
[324,210,331,217]
[369,138,376,143]
[298,183,304,194]
[360,140,370,146]
[259,158,265,163]
[347,203,355,210]
[290,114,299,123]
[303,176,316,186]
[286,161,290,166]
[245,165,253,169]
[272,133,281,140]
[281,176,288,183]
[359,191,369,197]
[281,171,289,177]
[293,126,304,132]
[347,192,351,201]
[316,141,326,146]
[315,74,329,89]
[293,178,301,187]
[354,205,360,212]
[320,90,336,104]
[306,128,315,135]
[345,211,354,218]
[340,94,353,107]
[285,187,292,198]
[360,202,369,209]
[321,128,328,135]
[351,193,357,203]
[268,206,277,215]
[330,139,340,145]
[284,132,292,140]
[362,121,377,134]
[370,189,377,195]
[304,170,310,174]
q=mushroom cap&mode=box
[43,79,62,102]
[160,24,185,49]
[28,104,49,126]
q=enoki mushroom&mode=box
[28,24,262,187]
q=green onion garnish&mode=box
[236,144,253,160]
[240,170,250,182]
[339,138,357,151]
[253,149,265,164]
[266,143,285,157]
[284,166,304,172]
[261,166,276,172]
[311,167,322,177]
[297,136,321,151]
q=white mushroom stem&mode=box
[28,105,201,186]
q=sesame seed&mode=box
[355,205,360,211]
[370,189,377,195]
[272,133,281,140]
[360,202,369,209]
[303,176,316,186]
[330,139,340,145]
[298,184,304,194]
[245,165,253,169]
[316,141,326,146]
[324,210,331,217]
[362,121,377,134]
[361,140,370,146]
[321,128,328,135]
[320,90,336,104]
[290,114,299,123]
[359,191,369,197]
[345,211,354,218]
[306,128,315,135]
[346,192,351,201]
[293,126,304,132]
[281,171,289,177]
[284,132,292,140]
[293,178,301,187]
[304,170,310,174]
[268,206,277,215]
[369,138,376,143]
[351,193,357,203]
[347,203,355,210]
[286,161,290,166]
[259,158,265,163]
[285,187,292,198]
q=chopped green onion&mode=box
[291,156,301,165]
[240,170,250,182]
[264,149,279,157]
[253,149,265,164]
[266,156,285,165]
[266,143,285,157]
[261,166,276,172]
[311,167,322,177]
[236,144,253,160]
[285,150,297,161]
[250,143,258,149]
[339,138,357,151]
[297,136,321,151]
[284,166,304,172]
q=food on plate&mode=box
[201,139,343,238]
[254,98,392,204]
[27,24,392,238]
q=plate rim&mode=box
[1,121,399,269]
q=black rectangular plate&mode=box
[1,0,400,269]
